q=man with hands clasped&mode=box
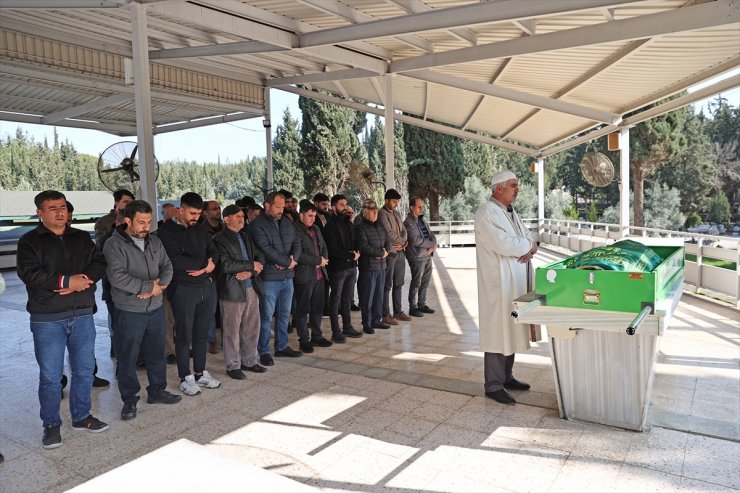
[104,200,181,420]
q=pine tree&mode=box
[272,108,305,198]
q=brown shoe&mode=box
[394,312,412,322]
[382,316,399,326]
[208,341,219,354]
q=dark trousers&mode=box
[329,268,356,332]
[383,251,406,317]
[358,269,385,330]
[114,306,167,403]
[169,281,218,379]
[408,257,433,310]
[294,279,325,343]
[105,299,117,348]
[484,352,515,392]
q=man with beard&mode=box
[404,197,437,318]
[474,170,537,405]
[158,192,221,396]
[104,200,181,420]
[249,191,303,366]
[323,194,362,342]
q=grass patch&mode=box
[685,253,736,270]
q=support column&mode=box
[264,88,273,198]
[129,4,157,219]
[619,127,630,237]
[537,157,545,241]
[384,74,395,190]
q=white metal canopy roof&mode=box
[0,0,738,157]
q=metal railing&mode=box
[429,218,740,305]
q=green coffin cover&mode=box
[562,240,663,272]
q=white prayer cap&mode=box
[491,170,517,188]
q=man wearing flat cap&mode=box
[378,189,411,325]
[212,205,266,379]
[474,170,539,405]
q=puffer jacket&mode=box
[354,218,392,271]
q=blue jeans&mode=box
[258,279,294,355]
[31,315,96,427]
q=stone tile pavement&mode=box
[0,247,738,492]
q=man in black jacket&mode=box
[354,199,392,334]
[157,192,221,396]
[17,190,109,450]
[212,205,266,380]
[323,194,362,342]
[293,201,333,353]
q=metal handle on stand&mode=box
[626,305,653,335]
[511,298,543,320]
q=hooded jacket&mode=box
[103,225,173,313]
[17,224,106,321]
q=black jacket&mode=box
[293,221,328,284]
[248,213,301,281]
[212,228,265,301]
[354,218,392,271]
[157,219,218,287]
[323,214,356,272]
[16,225,106,319]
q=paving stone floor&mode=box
[0,247,738,492]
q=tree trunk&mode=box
[631,162,644,227]
[428,190,440,222]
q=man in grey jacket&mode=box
[404,196,437,317]
[103,200,182,421]
[378,189,411,326]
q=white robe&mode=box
[474,198,534,355]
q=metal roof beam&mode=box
[152,112,259,135]
[149,41,288,60]
[385,0,478,45]
[423,81,431,120]
[0,109,136,135]
[267,68,379,87]
[391,0,739,73]
[404,70,621,124]
[0,0,125,7]
[297,0,434,53]
[278,85,538,156]
[462,57,513,130]
[300,0,639,48]
[42,93,131,124]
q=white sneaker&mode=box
[179,374,201,396]
[196,371,221,389]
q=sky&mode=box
[1,72,738,165]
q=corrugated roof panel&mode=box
[506,108,595,148]
[465,96,547,139]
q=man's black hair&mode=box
[313,193,330,203]
[265,191,285,205]
[113,189,135,202]
[299,200,316,214]
[65,201,74,213]
[277,189,293,200]
[247,204,263,212]
[384,189,402,200]
[124,200,153,220]
[240,196,256,208]
[330,194,347,206]
[180,192,204,209]
[34,190,66,209]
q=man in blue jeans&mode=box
[249,191,302,366]
[104,200,182,420]
[17,190,109,449]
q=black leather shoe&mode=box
[227,369,247,380]
[419,305,435,314]
[372,323,391,330]
[93,375,110,388]
[166,354,176,365]
[409,309,424,317]
[311,336,333,347]
[147,391,182,404]
[275,346,303,358]
[351,303,361,312]
[504,378,531,391]
[363,327,375,334]
[242,364,266,373]
[331,332,347,343]
[260,354,275,366]
[343,327,363,338]
[120,402,137,420]
[299,342,315,353]
[486,389,516,405]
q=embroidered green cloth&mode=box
[563,240,663,272]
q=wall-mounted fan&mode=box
[97,141,159,192]
[580,151,614,188]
